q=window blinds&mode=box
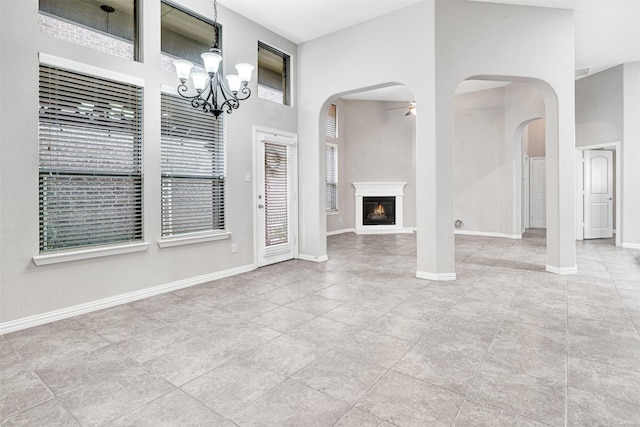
[264,142,289,247]
[326,104,337,138]
[160,93,225,237]
[325,144,338,211]
[38,65,143,252]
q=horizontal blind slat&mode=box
[39,65,143,252]
[161,93,225,237]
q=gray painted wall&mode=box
[576,65,624,147]
[575,63,640,246]
[0,0,297,325]
[455,87,507,234]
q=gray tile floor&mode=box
[2,230,639,426]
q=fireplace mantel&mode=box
[352,182,410,234]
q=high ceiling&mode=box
[219,0,639,100]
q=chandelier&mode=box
[172,0,254,118]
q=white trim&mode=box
[620,242,640,250]
[355,228,414,235]
[297,253,329,263]
[327,228,355,236]
[454,230,522,240]
[416,271,457,281]
[0,264,255,334]
[326,210,340,216]
[158,231,231,248]
[253,126,299,268]
[33,242,151,266]
[38,53,145,87]
[545,264,577,275]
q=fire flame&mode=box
[373,204,385,216]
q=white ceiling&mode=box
[219,0,640,101]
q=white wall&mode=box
[0,0,297,325]
[326,99,416,234]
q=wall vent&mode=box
[575,66,592,79]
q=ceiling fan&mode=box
[385,102,416,116]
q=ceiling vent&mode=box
[575,66,592,79]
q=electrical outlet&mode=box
[339,216,342,222]
[231,243,238,253]
[244,172,251,182]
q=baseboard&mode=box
[621,242,640,250]
[545,264,577,275]
[297,253,329,263]
[416,271,457,281]
[455,230,522,240]
[0,263,255,335]
[326,228,355,236]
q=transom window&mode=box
[257,42,291,105]
[38,0,139,61]
[160,1,219,73]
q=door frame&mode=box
[576,141,621,246]
[252,125,299,268]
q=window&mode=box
[38,0,139,61]
[326,143,338,212]
[257,42,290,105]
[161,93,225,237]
[326,104,337,138]
[38,65,143,252]
[160,1,218,73]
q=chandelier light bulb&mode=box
[235,63,254,83]
[226,75,241,93]
[173,60,194,83]
[173,0,252,117]
[201,51,222,74]
[191,72,208,92]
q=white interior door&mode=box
[584,150,613,239]
[256,131,297,267]
[530,157,546,229]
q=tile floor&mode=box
[1,230,639,426]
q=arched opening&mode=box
[319,83,417,265]
[453,76,568,274]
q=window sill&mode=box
[33,242,151,266]
[158,231,231,248]
[326,210,340,216]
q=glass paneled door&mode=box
[256,130,297,267]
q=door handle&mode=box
[608,197,613,201]
[258,204,264,209]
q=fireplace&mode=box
[353,182,409,234]
[363,197,396,225]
